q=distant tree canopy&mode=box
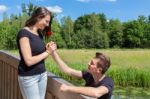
[0,3,149,49]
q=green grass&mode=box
[7,49,150,87]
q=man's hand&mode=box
[60,84,70,92]
[46,41,57,54]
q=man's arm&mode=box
[51,51,82,78]
[60,84,109,98]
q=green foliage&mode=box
[138,15,150,48]
[73,13,109,48]
[61,16,74,48]
[142,24,150,48]
[0,3,150,49]
[123,20,144,48]
[108,19,123,48]
[44,49,150,88]
[47,19,66,48]
[108,67,150,88]
[22,3,38,16]
[9,49,150,88]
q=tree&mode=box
[3,14,21,49]
[142,23,150,48]
[0,13,9,49]
[123,20,144,48]
[61,16,74,48]
[73,13,109,48]
[139,15,150,48]
[22,3,38,16]
[98,13,107,32]
[108,19,123,48]
[47,18,66,48]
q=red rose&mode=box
[46,31,53,37]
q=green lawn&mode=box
[8,49,150,87]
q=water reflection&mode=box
[112,87,150,99]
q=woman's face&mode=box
[36,15,51,30]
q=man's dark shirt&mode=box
[82,71,114,99]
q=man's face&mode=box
[88,58,100,74]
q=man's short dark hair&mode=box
[95,52,111,74]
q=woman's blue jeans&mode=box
[18,72,47,99]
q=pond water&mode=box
[112,87,150,99]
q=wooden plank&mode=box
[2,62,4,99]
[46,92,54,99]
[3,63,7,98]
[46,72,96,99]
[10,66,15,99]
[4,62,7,99]
[0,61,3,99]
[10,66,14,99]
[0,61,2,99]
[14,69,19,99]
[0,51,19,69]
[0,51,22,99]
[46,72,89,99]
[5,64,10,99]
[14,68,18,99]
[1,62,4,99]
[7,65,11,99]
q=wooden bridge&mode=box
[0,51,95,99]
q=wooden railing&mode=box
[0,51,95,99]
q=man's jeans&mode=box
[18,72,47,99]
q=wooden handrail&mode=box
[0,51,95,99]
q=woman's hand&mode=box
[46,41,57,54]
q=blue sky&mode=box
[0,0,150,22]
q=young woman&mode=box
[16,7,53,99]
[47,42,114,99]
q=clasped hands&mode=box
[46,41,57,54]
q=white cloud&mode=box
[106,0,117,2]
[46,6,63,13]
[0,5,8,13]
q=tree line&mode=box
[0,4,149,49]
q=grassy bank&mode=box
[9,49,150,87]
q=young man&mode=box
[47,42,114,99]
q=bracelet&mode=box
[46,50,50,54]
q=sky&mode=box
[0,0,150,22]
